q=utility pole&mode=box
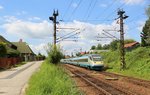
[117,9,128,70]
[49,10,59,45]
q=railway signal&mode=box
[49,10,59,45]
[117,9,128,70]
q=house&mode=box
[0,35,21,68]
[124,42,140,51]
[12,39,35,61]
[0,35,19,57]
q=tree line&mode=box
[91,39,136,51]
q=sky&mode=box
[0,0,149,56]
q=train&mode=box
[61,54,104,70]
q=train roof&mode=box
[64,54,102,60]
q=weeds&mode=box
[26,61,82,95]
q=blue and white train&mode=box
[61,54,104,70]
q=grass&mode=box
[0,62,27,71]
[100,47,150,80]
[14,62,27,67]
[25,60,82,95]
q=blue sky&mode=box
[0,0,149,55]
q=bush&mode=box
[26,61,81,95]
[0,42,7,57]
[46,44,63,64]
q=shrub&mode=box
[46,44,63,64]
[0,42,7,57]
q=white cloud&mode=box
[137,21,145,32]
[0,5,3,10]
[100,4,107,8]
[28,17,41,21]
[29,43,47,55]
[72,3,78,8]
[123,0,145,5]
[1,16,122,55]
[16,11,27,15]
[57,20,120,55]
[2,17,53,39]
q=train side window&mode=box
[89,56,92,60]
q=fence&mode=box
[0,58,21,69]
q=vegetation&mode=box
[109,40,120,51]
[146,6,150,17]
[91,45,96,50]
[141,6,150,46]
[46,44,63,64]
[14,62,27,67]
[36,53,46,60]
[26,61,82,95]
[100,47,150,80]
[90,39,136,51]
[141,18,150,46]
[0,42,7,57]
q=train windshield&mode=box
[93,57,101,61]
[92,55,102,61]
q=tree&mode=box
[76,52,81,57]
[146,6,150,17]
[96,44,102,50]
[141,18,150,46]
[91,45,96,50]
[110,40,120,51]
[102,44,110,50]
[141,6,150,46]
[0,42,7,57]
[124,39,136,44]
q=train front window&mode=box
[93,57,101,61]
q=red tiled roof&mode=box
[80,52,85,55]
[124,42,139,48]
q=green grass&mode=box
[100,47,150,80]
[14,62,27,67]
[25,61,82,95]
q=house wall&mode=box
[0,58,21,69]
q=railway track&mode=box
[66,65,137,95]
[100,71,150,89]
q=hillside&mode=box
[100,47,150,80]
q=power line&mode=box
[62,0,74,19]
[101,0,129,23]
[84,0,98,21]
[60,19,114,22]
[96,0,118,19]
[57,29,80,40]
[83,0,93,19]
[68,0,83,21]
[57,32,80,43]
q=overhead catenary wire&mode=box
[83,0,98,21]
[101,0,129,23]
[62,0,74,20]
[57,29,80,40]
[57,32,80,43]
[68,0,83,21]
[96,0,118,19]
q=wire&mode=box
[68,0,83,21]
[62,0,74,20]
[101,0,129,23]
[57,29,79,40]
[96,0,118,19]
[85,0,98,21]
[57,32,80,42]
